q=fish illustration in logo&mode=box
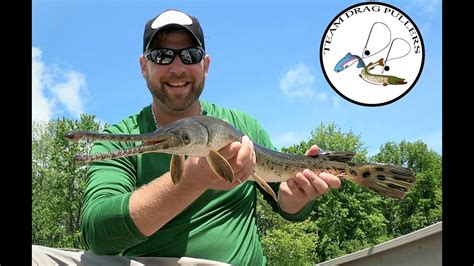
[335,53,407,86]
[334,52,365,72]
[359,58,407,86]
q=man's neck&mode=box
[152,100,201,127]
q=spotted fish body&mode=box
[358,58,407,86]
[253,144,415,199]
[66,116,416,200]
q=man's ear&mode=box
[139,55,148,79]
[204,54,210,78]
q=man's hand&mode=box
[181,136,256,191]
[278,145,341,214]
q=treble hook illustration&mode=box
[381,38,411,73]
[361,22,391,59]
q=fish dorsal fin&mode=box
[170,155,185,185]
[314,151,356,162]
[207,149,234,183]
[252,172,278,202]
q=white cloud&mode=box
[279,64,340,109]
[50,71,86,118]
[279,64,316,98]
[32,47,87,122]
[32,48,53,122]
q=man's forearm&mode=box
[129,172,205,236]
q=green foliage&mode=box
[371,141,442,235]
[256,193,317,266]
[262,220,317,265]
[257,124,442,264]
[31,118,441,264]
[282,123,368,163]
[32,115,103,249]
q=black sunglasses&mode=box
[144,47,205,65]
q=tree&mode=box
[371,141,442,235]
[257,123,383,264]
[256,123,442,264]
[32,115,103,249]
[32,118,442,263]
[294,123,390,262]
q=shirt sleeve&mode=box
[80,124,147,255]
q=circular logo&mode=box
[320,2,424,106]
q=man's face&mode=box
[141,30,209,112]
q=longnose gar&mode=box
[65,116,416,201]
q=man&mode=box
[33,9,341,265]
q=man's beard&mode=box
[149,79,205,112]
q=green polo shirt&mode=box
[80,100,315,265]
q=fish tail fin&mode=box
[388,76,407,85]
[353,55,365,68]
[344,163,416,199]
[357,60,366,68]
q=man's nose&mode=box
[168,55,186,74]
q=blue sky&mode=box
[32,0,441,156]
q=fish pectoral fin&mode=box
[252,172,278,202]
[170,155,185,185]
[207,149,234,183]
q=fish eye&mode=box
[182,134,190,144]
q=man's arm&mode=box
[81,135,256,255]
[130,136,256,236]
